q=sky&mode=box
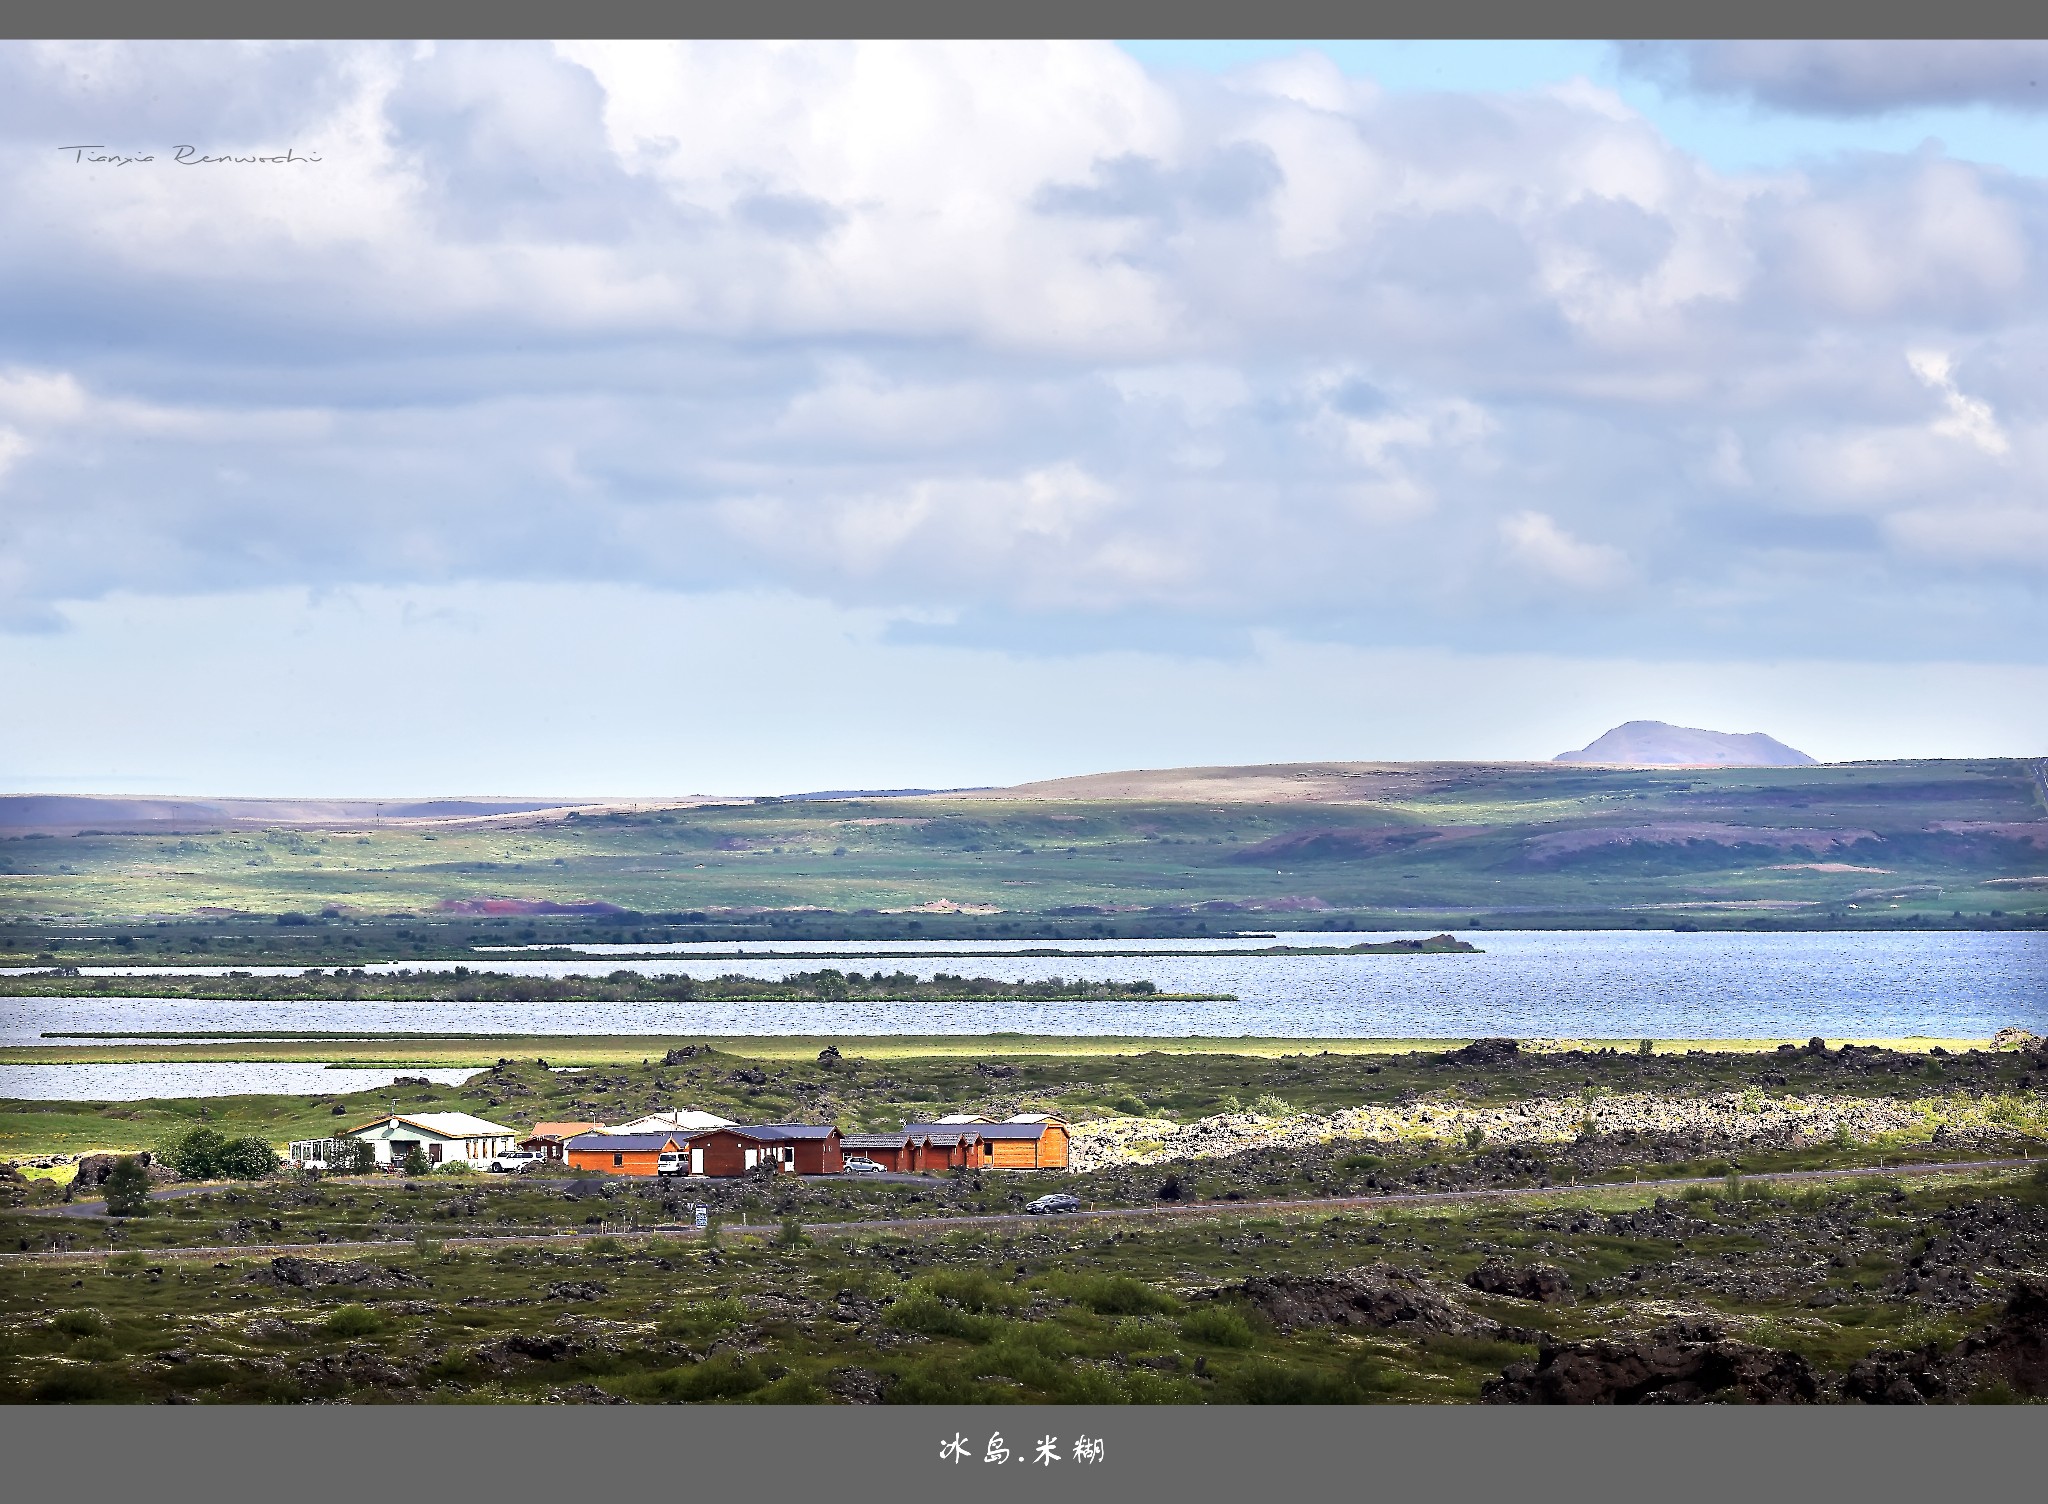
[2,39,2047,797]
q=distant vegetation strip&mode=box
[0,967,1230,1004]
[494,937,1481,960]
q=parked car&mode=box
[485,1150,543,1173]
[1025,1193,1081,1214]
[842,1156,886,1175]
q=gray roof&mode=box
[748,1123,839,1141]
[839,1133,910,1149]
[691,1123,839,1143]
[566,1133,679,1152]
[907,1121,1049,1140]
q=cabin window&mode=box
[613,1153,624,1167]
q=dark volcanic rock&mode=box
[1483,1323,1821,1405]
[1843,1346,1949,1405]
[1227,1264,1496,1336]
[546,1280,610,1301]
[1850,1275,2048,1402]
[826,1365,889,1404]
[1445,1038,1520,1067]
[1466,1261,1575,1304]
[66,1152,174,1198]
[250,1256,425,1290]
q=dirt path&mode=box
[3,1157,2030,1267]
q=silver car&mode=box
[842,1156,886,1175]
[1025,1193,1081,1214]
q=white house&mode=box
[343,1111,519,1168]
[609,1108,736,1134]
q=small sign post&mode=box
[694,1204,708,1230]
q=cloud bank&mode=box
[0,41,2043,748]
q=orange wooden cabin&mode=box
[562,1132,681,1176]
[902,1116,1068,1170]
[840,1129,985,1173]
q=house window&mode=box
[613,1152,624,1166]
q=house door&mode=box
[690,1148,704,1176]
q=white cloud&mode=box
[1500,510,1632,592]
[1907,349,2010,456]
[0,38,2043,661]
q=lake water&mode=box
[3,930,2041,1044]
[0,1063,482,1102]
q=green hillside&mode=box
[2,758,2043,953]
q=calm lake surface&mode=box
[0,1063,481,1102]
[4,931,2041,1045]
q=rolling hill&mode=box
[1,758,2043,945]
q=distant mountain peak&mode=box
[1554,720,1817,767]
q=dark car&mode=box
[1025,1193,1081,1214]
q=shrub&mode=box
[1251,1094,1291,1118]
[884,1355,988,1404]
[163,1125,229,1180]
[1338,1152,1384,1172]
[324,1304,384,1339]
[1224,1359,1362,1404]
[102,1156,152,1217]
[52,1309,107,1338]
[1464,1125,1486,1151]
[645,1357,767,1402]
[1179,1305,1255,1348]
[918,1268,1021,1314]
[217,1136,280,1179]
[886,1289,996,1342]
[400,1144,429,1178]
[163,1127,278,1181]
[1051,1274,1176,1317]
[33,1370,120,1402]
[774,1216,809,1249]
[655,1298,749,1343]
[1638,1039,1655,1056]
[436,1160,476,1176]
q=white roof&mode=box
[610,1109,736,1133]
[1006,1113,1062,1124]
[933,1113,993,1124]
[357,1111,516,1140]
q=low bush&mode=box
[33,1370,121,1403]
[1224,1359,1365,1404]
[886,1289,997,1343]
[917,1268,1021,1314]
[655,1298,748,1344]
[645,1357,767,1402]
[163,1127,280,1181]
[52,1309,107,1339]
[324,1304,384,1339]
[1048,1274,1176,1317]
[1178,1305,1256,1348]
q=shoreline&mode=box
[0,1032,2015,1066]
